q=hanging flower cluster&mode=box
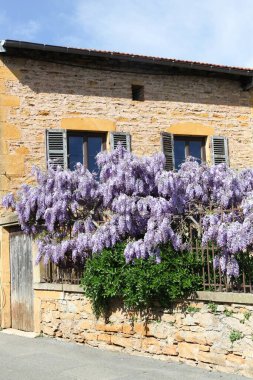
[3,145,253,277]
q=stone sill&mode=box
[0,213,19,226]
[33,284,253,305]
[34,282,84,293]
[195,291,253,305]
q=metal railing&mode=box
[189,207,253,293]
[41,262,83,285]
[190,236,253,293]
[42,208,253,292]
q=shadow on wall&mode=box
[3,55,251,108]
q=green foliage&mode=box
[229,330,243,343]
[244,311,251,321]
[224,308,233,317]
[81,242,202,318]
[186,306,201,314]
[240,311,251,324]
[208,302,218,314]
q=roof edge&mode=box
[0,40,6,53]
[1,39,253,78]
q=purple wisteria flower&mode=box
[2,144,253,277]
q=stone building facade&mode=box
[0,40,253,206]
[1,40,253,377]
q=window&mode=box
[46,129,131,171]
[68,132,106,172]
[132,85,144,101]
[174,136,206,170]
[161,133,229,171]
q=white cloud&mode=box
[0,13,41,42]
[0,0,252,67]
[60,0,253,67]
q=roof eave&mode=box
[1,39,253,85]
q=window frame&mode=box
[174,135,206,168]
[67,131,107,170]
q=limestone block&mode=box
[183,314,197,326]
[61,312,74,321]
[0,67,20,80]
[52,311,60,319]
[226,353,245,366]
[147,323,170,339]
[43,326,55,336]
[82,302,93,314]
[205,330,225,345]
[162,345,178,356]
[142,337,162,354]
[44,313,52,323]
[198,313,219,329]
[0,175,10,191]
[82,331,98,341]
[161,314,176,323]
[183,332,208,345]
[223,317,251,335]
[111,335,133,348]
[0,154,25,175]
[95,323,107,332]
[134,322,147,336]
[122,324,133,335]
[14,146,30,155]
[78,320,93,330]
[242,360,253,377]
[199,345,210,352]
[1,122,21,139]
[0,95,20,107]
[197,351,226,366]
[178,342,199,360]
[98,334,111,344]
[67,303,78,313]
[174,331,184,342]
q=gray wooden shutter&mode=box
[161,132,174,171]
[110,132,131,151]
[46,129,67,169]
[211,136,229,165]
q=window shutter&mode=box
[110,132,131,151]
[46,129,67,169]
[161,132,174,171]
[211,136,229,165]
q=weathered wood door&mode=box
[10,229,34,331]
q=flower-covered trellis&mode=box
[3,145,253,277]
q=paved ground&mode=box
[0,333,246,380]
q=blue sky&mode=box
[0,0,252,67]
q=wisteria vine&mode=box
[3,145,253,277]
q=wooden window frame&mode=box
[67,131,106,169]
[174,136,206,164]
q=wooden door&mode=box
[10,229,34,331]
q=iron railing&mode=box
[41,262,83,285]
[42,208,253,292]
[190,234,253,293]
[189,206,253,293]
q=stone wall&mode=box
[39,291,253,378]
[1,55,253,212]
